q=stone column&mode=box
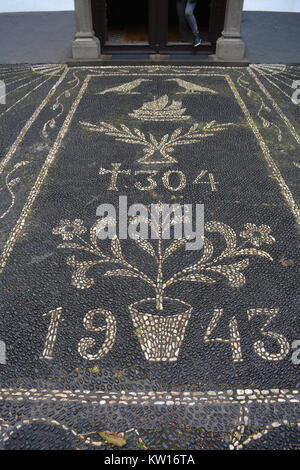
[72,0,100,59]
[216,0,245,61]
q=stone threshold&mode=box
[67,54,250,67]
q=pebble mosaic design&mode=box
[0,64,299,449]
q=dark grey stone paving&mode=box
[0,11,299,64]
[0,64,299,450]
[0,12,75,64]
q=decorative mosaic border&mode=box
[248,66,300,145]
[0,74,89,275]
[0,65,68,176]
[0,414,298,450]
[0,387,298,405]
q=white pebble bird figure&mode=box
[167,78,217,95]
[97,79,151,95]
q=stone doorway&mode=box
[72,0,245,61]
[91,0,227,55]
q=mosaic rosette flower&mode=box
[52,219,87,241]
[239,223,275,248]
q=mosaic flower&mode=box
[54,214,275,363]
[239,223,275,247]
[52,219,87,241]
[54,213,275,309]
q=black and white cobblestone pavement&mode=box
[0,64,299,450]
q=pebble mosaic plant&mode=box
[53,206,275,362]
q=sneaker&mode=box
[193,35,202,47]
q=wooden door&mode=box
[157,0,227,53]
[91,0,227,54]
[91,0,156,53]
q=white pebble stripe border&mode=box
[0,388,298,406]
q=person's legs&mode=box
[176,0,189,42]
[185,0,199,37]
[185,0,202,46]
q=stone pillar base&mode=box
[72,37,100,60]
[216,37,245,61]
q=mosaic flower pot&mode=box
[129,297,192,362]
